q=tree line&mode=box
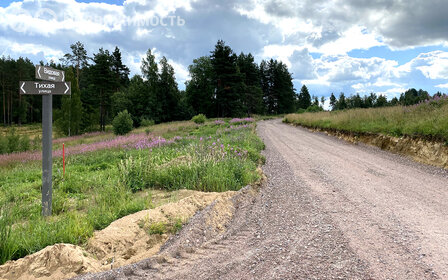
[0,40,297,135]
[326,89,444,111]
[1,39,445,135]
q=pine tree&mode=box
[237,53,264,115]
[297,85,311,109]
[111,46,130,91]
[158,56,180,121]
[211,40,246,117]
[329,93,337,110]
[337,93,347,110]
[63,41,89,89]
[140,49,160,122]
[89,48,115,131]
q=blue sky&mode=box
[1,0,448,102]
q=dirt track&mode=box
[76,119,448,280]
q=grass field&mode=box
[0,118,265,265]
[284,97,448,141]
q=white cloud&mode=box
[398,51,448,79]
[435,83,448,89]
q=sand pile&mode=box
[0,190,235,280]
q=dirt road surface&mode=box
[77,119,448,280]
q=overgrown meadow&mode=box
[0,118,265,265]
[284,95,448,141]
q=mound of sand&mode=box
[0,244,99,280]
[0,190,235,280]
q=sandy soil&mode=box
[74,119,448,280]
[0,190,235,280]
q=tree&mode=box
[63,41,89,89]
[111,46,130,91]
[112,110,133,135]
[312,95,319,107]
[237,52,264,115]
[211,40,246,117]
[297,85,311,109]
[376,94,388,107]
[140,49,161,122]
[89,48,116,131]
[260,59,295,114]
[186,56,215,117]
[54,68,83,136]
[337,93,347,110]
[329,93,337,110]
[158,56,180,122]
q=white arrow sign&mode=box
[21,82,26,94]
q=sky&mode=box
[1,0,448,101]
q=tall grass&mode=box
[284,99,448,141]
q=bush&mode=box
[18,136,30,152]
[140,118,155,127]
[305,105,324,113]
[0,136,7,154]
[112,110,133,135]
[191,114,206,124]
[6,128,19,153]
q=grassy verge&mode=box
[284,98,448,141]
[0,119,264,265]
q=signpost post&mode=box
[19,65,71,216]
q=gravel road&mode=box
[77,119,448,280]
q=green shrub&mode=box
[140,118,155,127]
[112,110,133,135]
[191,114,206,124]
[305,105,324,113]
[18,135,30,152]
[32,135,41,151]
[6,128,19,153]
[0,136,7,154]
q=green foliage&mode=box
[0,206,16,264]
[0,128,33,154]
[6,128,19,153]
[118,156,146,192]
[112,110,133,135]
[18,135,30,152]
[211,40,247,117]
[186,56,215,117]
[55,68,83,136]
[140,118,155,127]
[297,85,311,109]
[0,136,8,154]
[305,104,324,113]
[147,222,167,235]
[192,114,206,124]
[146,218,183,235]
[260,59,295,114]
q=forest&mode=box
[0,40,445,136]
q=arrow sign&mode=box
[19,81,71,95]
[35,65,65,82]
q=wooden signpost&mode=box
[19,65,71,216]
